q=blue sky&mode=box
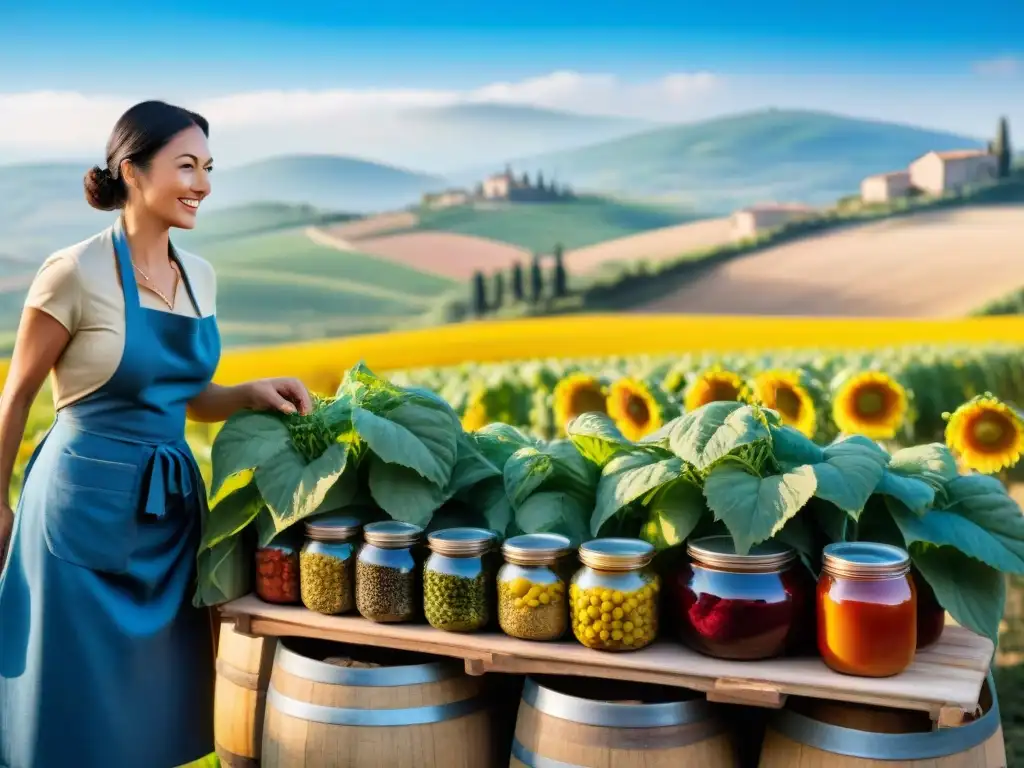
[1,1,1022,167]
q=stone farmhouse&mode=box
[861,149,998,203]
[421,166,574,209]
[731,203,818,241]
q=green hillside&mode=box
[517,109,986,213]
[414,197,702,252]
[197,229,458,346]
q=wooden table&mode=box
[220,594,995,725]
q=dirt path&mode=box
[634,206,1024,317]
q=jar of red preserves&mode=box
[913,568,945,649]
[817,542,917,677]
[255,541,300,604]
[671,535,809,660]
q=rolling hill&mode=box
[514,109,987,212]
[631,205,1024,317]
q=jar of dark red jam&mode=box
[818,542,917,677]
[913,568,945,649]
[672,536,809,660]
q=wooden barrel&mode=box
[261,639,495,767]
[214,621,276,767]
[510,676,737,767]
[758,676,1005,766]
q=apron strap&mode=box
[170,243,204,318]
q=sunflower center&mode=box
[708,380,740,402]
[572,388,607,415]
[626,395,650,425]
[855,388,886,416]
[972,415,1008,447]
[774,387,802,419]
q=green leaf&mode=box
[200,483,262,552]
[194,534,251,608]
[771,425,824,466]
[889,443,960,496]
[592,455,686,536]
[703,464,817,554]
[447,433,502,497]
[801,436,889,517]
[368,456,448,528]
[669,402,771,469]
[808,498,849,543]
[472,423,536,468]
[875,470,936,515]
[942,475,1024,571]
[210,411,291,497]
[516,491,589,545]
[352,400,458,487]
[255,442,350,531]
[567,413,633,468]
[911,547,1005,643]
[640,479,707,550]
[474,477,513,535]
[311,467,360,515]
[504,447,554,508]
[504,441,598,511]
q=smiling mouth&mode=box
[179,198,200,210]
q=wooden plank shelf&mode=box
[220,594,995,722]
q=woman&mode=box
[0,100,311,768]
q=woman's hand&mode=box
[246,377,313,416]
[0,501,14,568]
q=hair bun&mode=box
[83,164,126,211]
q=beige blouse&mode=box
[24,226,217,410]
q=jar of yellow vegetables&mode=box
[570,538,659,652]
[497,533,573,641]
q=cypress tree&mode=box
[471,271,487,316]
[552,243,567,298]
[994,117,1012,178]
[511,262,525,302]
[529,253,544,303]
[492,271,505,309]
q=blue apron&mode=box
[0,219,221,768]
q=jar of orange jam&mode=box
[817,542,917,677]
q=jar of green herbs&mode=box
[356,521,424,623]
[299,514,362,615]
[423,528,498,632]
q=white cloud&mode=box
[0,71,722,163]
[972,56,1021,77]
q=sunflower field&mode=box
[385,343,1024,453]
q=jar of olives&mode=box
[423,528,498,632]
[570,538,660,652]
[356,521,424,623]
[498,533,572,641]
[299,514,362,615]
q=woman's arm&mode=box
[0,309,71,507]
[187,378,313,423]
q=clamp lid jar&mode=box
[672,535,809,660]
[817,542,917,677]
[498,533,573,641]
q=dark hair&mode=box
[83,100,209,211]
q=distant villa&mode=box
[422,165,574,209]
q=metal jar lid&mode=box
[822,542,911,579]
[578,538,654,571]
[427,527,498,557]
[687,535,796,573]
[363,520,424,549]
[305,514,363,542]
[502,533,572,566]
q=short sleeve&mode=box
[24,253,82,333]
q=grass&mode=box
[175,202,358,246]
[413,196,701,253]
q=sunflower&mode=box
[461,395,490,432]
[832,371,908,440]
[945,394,1024,475]
[553,372,607,433]
[752,370,817,437]
[607,377,675,441]
[684,366,750,412]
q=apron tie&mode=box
[142,443,196,518]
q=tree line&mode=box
[470,245,569,316]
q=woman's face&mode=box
[125,124,212,230]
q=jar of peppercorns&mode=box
[498,533,572,641]
[300,514,362,615]
[356,521,424,623]
[255,536,301,605]
[570,538,660,652]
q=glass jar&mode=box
[299,514,362,615]
[498,533,572,641]
[913,568,945,649]
[356,520,423,623]
[570,538,659,652]
[672,536,809,661]
[255,542,300,604]
[817,542,917,677]
[423,528,498,632]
